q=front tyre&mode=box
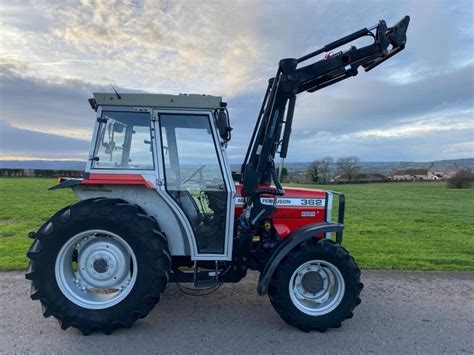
[268,239,363,332]
[25,198,171,335]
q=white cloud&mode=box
[282,107,473,161]
[1,0,267,96]
[354,109,474,138]
[0,122,89,160]
[10,124,93,140]
[0,0,473,162]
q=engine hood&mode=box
[234,183,327,199]
[234,184,329,237]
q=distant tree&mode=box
[318,156,334,183]
[337,156,360,182]
[447,167,473,189]
[306,157,334,183]
[306,162,319,183]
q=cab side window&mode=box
[159,113,228,254]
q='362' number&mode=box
[300,199,323,206]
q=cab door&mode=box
[154,110,235,260]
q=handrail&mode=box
[328,190,346,243]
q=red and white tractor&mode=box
[26,17,409,334]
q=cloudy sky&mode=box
[0,0,473,162]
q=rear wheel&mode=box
[26,198,171,335]
[268,239,363,332]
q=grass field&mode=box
[292,182,474,271]
[0,178,473,271]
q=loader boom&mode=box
[240,16,409,224]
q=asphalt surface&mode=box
[0,270,473,354]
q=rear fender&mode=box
[257,222,344,295]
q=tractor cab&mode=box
[84,93,236,260]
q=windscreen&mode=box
[92,111,154,170]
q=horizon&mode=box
[0,1,473,162]
[1,157,472,165]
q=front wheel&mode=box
[268,239,363,332]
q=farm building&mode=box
[391,169,430,181]
[391,167,460,181]
[429,170,458,179]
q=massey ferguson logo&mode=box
[235,197,325,207]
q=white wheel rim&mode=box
[55,229,138,310]
[289,260,345,316]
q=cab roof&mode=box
[93,92,223,110]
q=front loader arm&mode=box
[240,16,409,225]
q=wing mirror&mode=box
[216,108,232,143]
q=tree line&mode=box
[306,156,361,183]
[283,156,472,188]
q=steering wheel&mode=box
[182,165,206,185]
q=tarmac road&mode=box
[0,270,473,354]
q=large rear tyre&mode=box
[268,239,363,332]
[25,198,171,335]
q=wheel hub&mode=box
[289,260,345,316]
[76,238,130,288]
[301,271,324,294]
[93,258,109,273]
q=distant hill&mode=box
[350,158,474,174]
[1,158,472,174]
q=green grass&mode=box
[0,178,473,271]
[0,178,77,270]
[290,182,474,270]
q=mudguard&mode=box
[257,222,344,295]
[48,178,82,190]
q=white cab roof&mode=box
[93,93,222,109]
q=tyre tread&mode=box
[268,239,362,332]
